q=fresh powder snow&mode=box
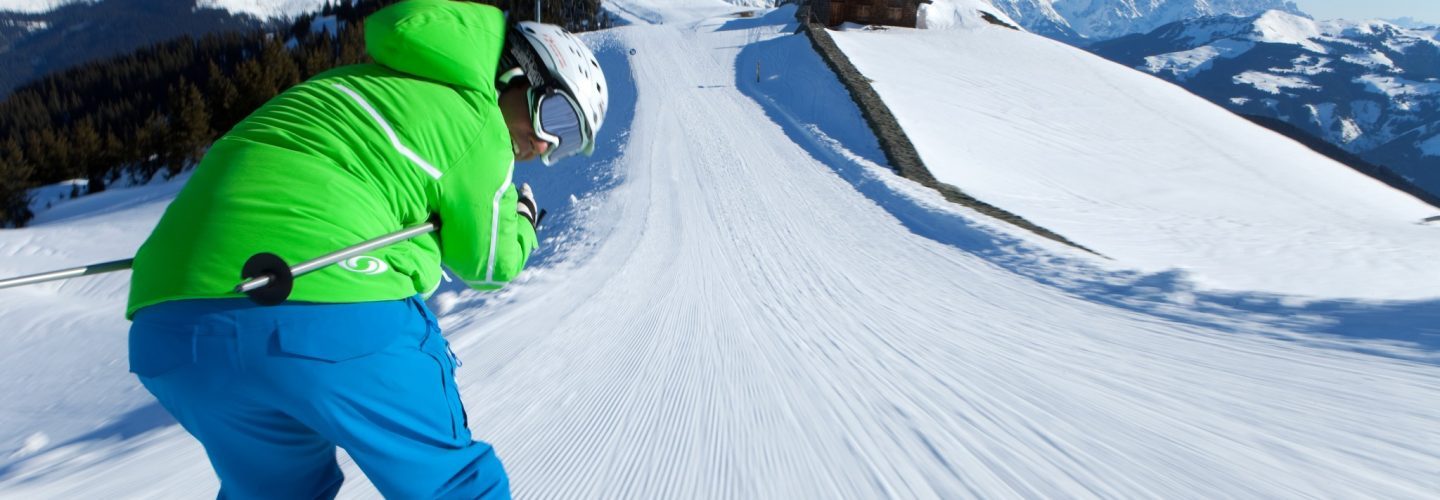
[1,3,1437,498]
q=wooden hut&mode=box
[810,0,932,29]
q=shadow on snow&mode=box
[0,403,175,482]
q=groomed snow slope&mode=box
[831,24,1440,301]
[2,6,1439,499]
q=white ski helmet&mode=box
[502,21,609,165]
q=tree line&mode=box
[0,0,608,227]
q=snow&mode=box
[603,0,762,26]
[1350,99,1382,125]
[1422,134,1440,157]
[1268,54,1332,75]
[1143,39,1255,81]
[831,25,1439,301]
[919,0,1020,31]
[1340,117,1363,143]
[0,18,48,34]
[1341,51,1397,70]
[1304,102,1336,129]
[1313,18,1440,53]
[1381,17,1437,30]
[1,4,1438,498]
[0,0,90,14]
[1167,16,1254,45]
[985,0,1306,41]
[197,0,327,20]
[1251,10,1326,53]
[1234,70,1319,94]
[1355,74,1440,98]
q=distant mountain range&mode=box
[980,0,1303,42]
[6,0,1436,198]
[0,0,268,96]
[1089,11,1440,198]
[0,0,326,97]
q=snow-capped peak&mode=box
[977,0,1306,41]
[1250,10,1324,52]
[919,0,1021,31]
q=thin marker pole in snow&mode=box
[0,259,133,290]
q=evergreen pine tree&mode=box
[260,37,301,93]
[167,77,213,176]
[206,60,242,135]
[71,118,105,194]
[0,137,34,227]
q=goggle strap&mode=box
[498,67,526,86]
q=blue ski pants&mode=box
[128,296,510,499]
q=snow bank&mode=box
[831,26,1440,300]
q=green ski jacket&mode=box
[127,0,537,319]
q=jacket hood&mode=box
[365,0,507,96]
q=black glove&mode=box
[516,183,546,231]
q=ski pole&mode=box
[237,222,437,305]
[0,258,134,290]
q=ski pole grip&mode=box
[238,252,294,306]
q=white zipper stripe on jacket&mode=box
[483,163,515,283]
[332,83,443,179]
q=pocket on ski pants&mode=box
[270,300,423,363]
[129,309,236,378]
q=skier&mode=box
[124,0,608,497]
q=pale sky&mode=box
[1296,0,1440,24]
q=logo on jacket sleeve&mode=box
[339,256,389,275]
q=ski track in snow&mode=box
[2,11,1439,500]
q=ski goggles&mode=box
[529,87,588,165]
